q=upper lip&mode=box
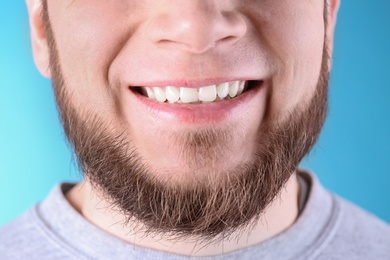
[128,78,260,88]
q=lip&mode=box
[129,80,265,124]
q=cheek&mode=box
[259,4,325,121]
[48,2,140,117]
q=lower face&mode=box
[43,0,328,238]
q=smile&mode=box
[129,80,265,123]
[133,80,259,104]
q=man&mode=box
[1,0,389,259]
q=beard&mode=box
[42,1,329,241]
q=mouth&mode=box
[131,80,262,104]
[128,80,265,123]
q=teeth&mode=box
[146,87,156,100]
[141,81,247,104]
[217,82,229,99]
[199,85,217,102]
[237,81,245,95]
[153,87,166,102]
[229,81,239,97]
[166,86,180,103]
[180,87,198,103]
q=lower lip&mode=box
[130,81,265,124]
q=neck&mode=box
[67,173,300,257]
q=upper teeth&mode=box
[141,81,247,104]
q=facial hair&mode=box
[42,0,329,241]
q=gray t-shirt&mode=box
[1,172,390,259]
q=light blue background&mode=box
[1,1,389,226]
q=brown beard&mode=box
[42,1,329,241]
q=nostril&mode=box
[216,35,238,45]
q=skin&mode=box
[26,0,339,256]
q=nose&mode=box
[145,1,247,54]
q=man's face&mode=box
[44,0,326,178]
[32,0,337,239]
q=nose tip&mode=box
[145,2,247,54]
